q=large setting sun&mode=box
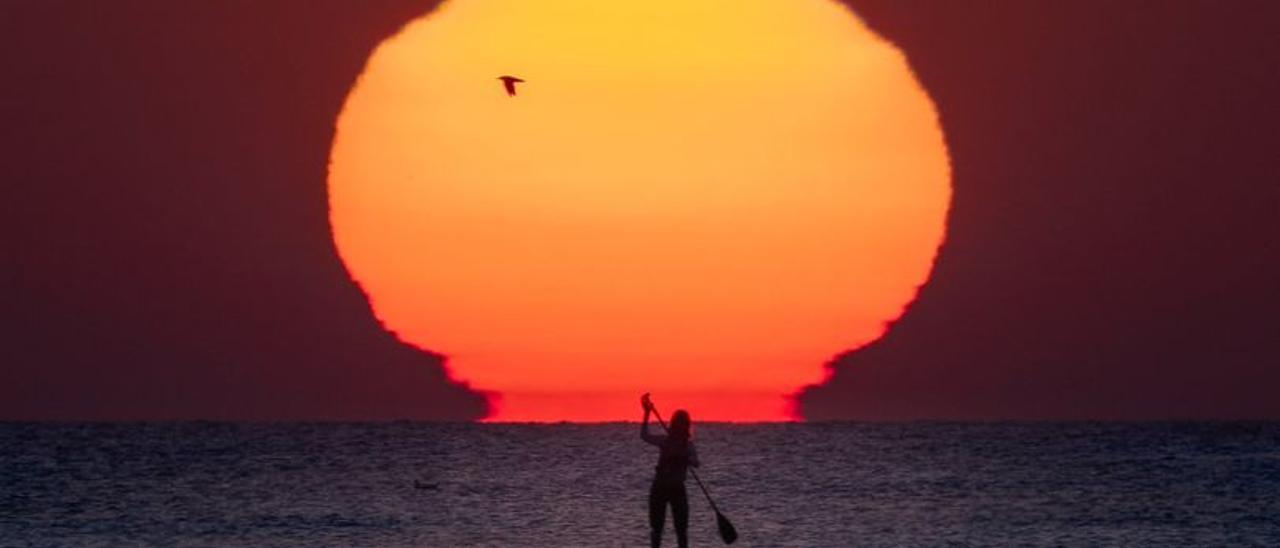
[328,0,950,422]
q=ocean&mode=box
[2,422,1278,547]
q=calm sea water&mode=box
[2,422,1278,547]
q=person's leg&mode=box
[672,484,690,548]
[649,483,667,548]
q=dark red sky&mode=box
[2,0,487,420]
[801,0,1280,419]
[3,0,1277,420]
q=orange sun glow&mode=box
[328,0,951,422]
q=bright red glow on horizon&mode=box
[328,0,951,422]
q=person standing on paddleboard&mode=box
[641,393,700,548]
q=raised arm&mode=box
[640,393,665,445]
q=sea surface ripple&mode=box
[2,422,1278,547]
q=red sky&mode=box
[2,0,1278,421]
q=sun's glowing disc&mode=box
[328,0,951,421]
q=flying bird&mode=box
[497,75,525,97]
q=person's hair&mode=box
[669,409,693,443]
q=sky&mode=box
[2,0,1277,421]
[798,0,1280,420]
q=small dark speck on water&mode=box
[2,422,1278,546]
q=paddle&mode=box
[646,395,739,545]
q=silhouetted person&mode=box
[497,75,524,97]
[641,394,699,548]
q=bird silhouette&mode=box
[497,75,525,97]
